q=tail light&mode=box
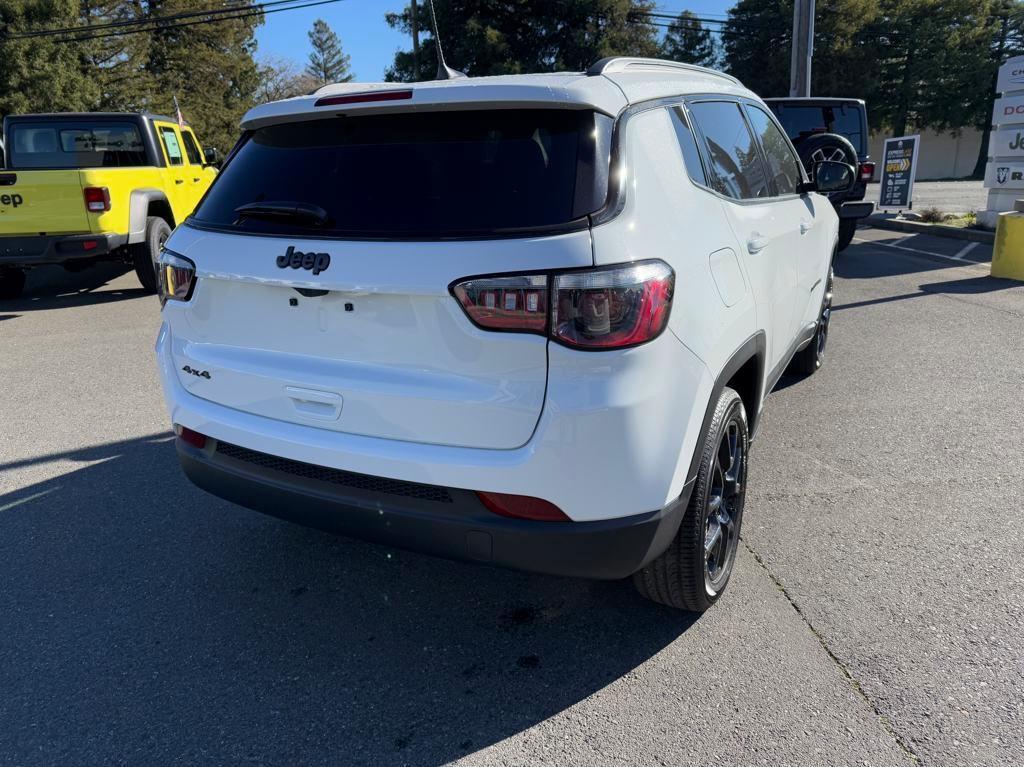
[476,491,570,522]
[858,162,875,181]
[450,260,674,351]
[83,186,110,212]
[157,250,196,307]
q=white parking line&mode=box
[853,236,984,265]
[952,242,979,260]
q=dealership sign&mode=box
[997,55,1024,95]
[878,135,920,210]
[990,127,1024,158]
[992,93,1024,126]
[984,162,1024,190]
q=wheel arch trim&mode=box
[685,332,766,484]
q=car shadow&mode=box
[3,263,148,311]
[0,435,698,765]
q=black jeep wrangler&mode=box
[765,98,875,251]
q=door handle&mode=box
[192,177,200,182]
[800,221,814,234]
[174,179,184,185]
[747,235,769,254]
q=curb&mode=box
[866,216,994,244]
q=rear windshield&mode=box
[7,120,147,169]
[191,109,611,238]
[768,103,865,155]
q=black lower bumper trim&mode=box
[0,232,126,266]
[177,438,692,581]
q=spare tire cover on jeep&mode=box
[795,132,858,173]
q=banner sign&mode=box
[984,162,1024,190]
[878,135,920,210]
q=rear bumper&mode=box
[839,201,874,220]
[0,232,126,267]
[178,436,692,580]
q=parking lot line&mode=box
[852,235,984,265]
[952,242,979,260]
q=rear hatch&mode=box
[165,107,611,450]
[1,116,151,236]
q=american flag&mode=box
[173,96,185,128]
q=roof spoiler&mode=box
[586,57,741,86]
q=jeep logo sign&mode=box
[276,245,331,275]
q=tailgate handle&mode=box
[285,386,343,421]
[0,173,16,186]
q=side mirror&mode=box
[203,147,222,167]
[799,160,855,194]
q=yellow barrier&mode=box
[992,209,1024,281]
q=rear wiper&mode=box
[233,202,329,227]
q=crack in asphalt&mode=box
[741,539,922,765]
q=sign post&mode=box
[878,135,920,216]
[981,54,1024,228]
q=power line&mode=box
[6,0,341,43]
[6,0,302,40]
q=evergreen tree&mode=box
[661,11,717,67]
[0,0,99,115]
[306,18,352,86]
[145,0,263,154]
[383,0,661,82]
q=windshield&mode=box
[768,103,866,155]
[191,109,611,238]
[8,120,147,169]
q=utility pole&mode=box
[789,0,814,97]
[411,0,421,81]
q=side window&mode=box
[745,105,803,196]
[159,126,183,166]
[181,130,203,165]
[669,106,707,187]
[688,101,770,200]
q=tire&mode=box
[837,219,857,252]
[794,265,834,375]
[0,267,26,300]
[130,216,171,293]
[633,387,748,612]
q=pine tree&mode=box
[306,19,352,86]
[661,11,717,67]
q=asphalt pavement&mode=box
[1,229,1022,766]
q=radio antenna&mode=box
[426,0,466,80]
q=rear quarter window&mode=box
[191,109,611,238]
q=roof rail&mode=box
[586,57,741,85]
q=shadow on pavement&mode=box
[0,435,697,765]
[2,263,147,311]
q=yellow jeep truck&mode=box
[0,112,218,299]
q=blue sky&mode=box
[256,1,734,82]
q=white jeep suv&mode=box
[155,58,852,611]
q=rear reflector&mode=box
[82,240,98,251]
[315,90,413,107]
[859,162,876,181]
[477,491,570,522]
[176,425,207,449]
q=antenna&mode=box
[425,0,466,80]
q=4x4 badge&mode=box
[276,245,331,275]
[182,365,211,379]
